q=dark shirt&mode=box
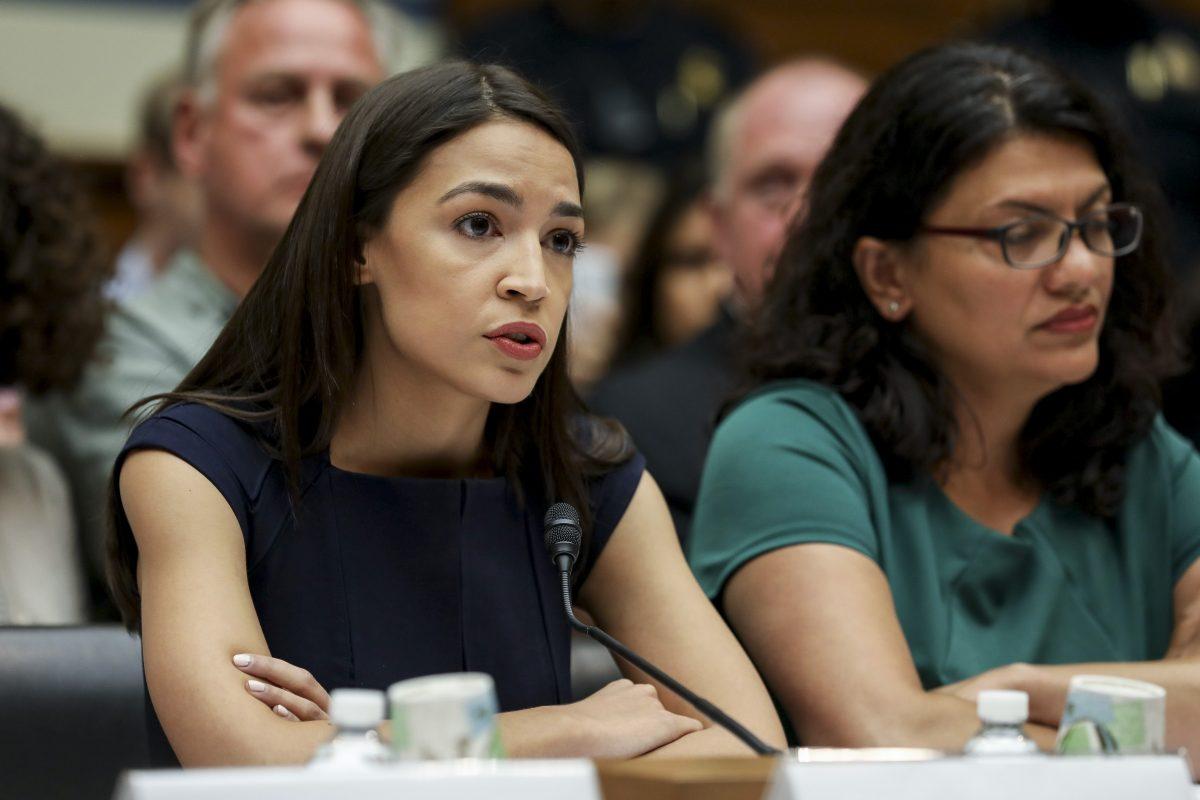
[589,311,736,541]
[115,402,645,764]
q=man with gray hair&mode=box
[27,0,388,595]
[591,58,867,541]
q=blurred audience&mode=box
[460,0,755,169]
[606,163,731,367]
[107,71,203,302]
[590,59,866,540]
[25,0,389,588]
[0,105,107,623]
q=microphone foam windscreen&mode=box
[543,501,582,548]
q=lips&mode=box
[1038,305,1099,334]
[484,322,547,361]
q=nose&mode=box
[1043,227,1106,296]
[301,89,341,156]
[496,237,550,303]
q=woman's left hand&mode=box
[232,653,331,722]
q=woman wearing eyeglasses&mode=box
[687,41,1200,754]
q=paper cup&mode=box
[1055,675,1165,755]
[388,673,504,760]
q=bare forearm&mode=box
[641,725,761,758]
[1007,661,1200,752]
[174,717,333,767]
[905,694,1057,752]
[496,707,577,758]
[800,692,1054,753]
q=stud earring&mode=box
[887,300,900,315]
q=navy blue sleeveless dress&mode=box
[114,403,645,764]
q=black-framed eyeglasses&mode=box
[919,202,1143,269]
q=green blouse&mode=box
[687,379,1200,689]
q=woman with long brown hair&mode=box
[108,60,782,767]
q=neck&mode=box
[940,378,1043,501]
[132,222,190,274]
[331,338,491,479]
[196,214,277,299]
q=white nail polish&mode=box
[247,679,266,692]
[233,654,252,667]
[274,704,289,717]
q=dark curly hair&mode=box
[740,41,1180,519]
[0,105,111,393]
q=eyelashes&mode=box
[455,212,496,238]
[452,211,586,257]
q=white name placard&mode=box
[113,759,600,800]
[766,753,1194,800]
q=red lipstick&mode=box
[1039,305,1098,334]
[484,322,547,361]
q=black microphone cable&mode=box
[543,502,779,756]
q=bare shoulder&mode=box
[119,449,242,555]
[585,470,677,584]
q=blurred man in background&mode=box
[591,59,867,541]
[27,0,389,599]
[106,71,202,302]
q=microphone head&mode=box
[543,502,582,565]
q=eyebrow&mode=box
[997,184,1112,215]
[438,181,583,219]
[551,200,584,219]
[439,181,522,207]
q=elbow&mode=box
[170,717,330,767]
[785,696,955,751]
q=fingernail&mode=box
[233,654,252,667]
[273,704,289,718]
[247,679,266,692]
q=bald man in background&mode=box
[27,0,390,597]
[590,59,867,541]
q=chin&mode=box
[1039,358,1100,391]
[481,373,540,406]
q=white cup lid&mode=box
[329,688,385,728]
[977,690,1028,724]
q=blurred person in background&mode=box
[603,163,732,368]
[688,43,1200,756]
[559,159,664,389]
[26,0,389,591]
[0,106,107,623]
[106,70,203,302]
[590,59,866,540]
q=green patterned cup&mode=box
[388,673,505,760]
[1055,675,1165,755]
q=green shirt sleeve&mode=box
[1154,417,1200,586]
[687,381,886,600]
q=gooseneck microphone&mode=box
[543,502,779,756]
